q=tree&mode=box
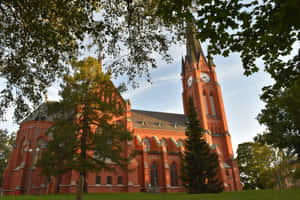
[237,138,295,190]
[257,79,300,158]
[37,57,133,200]
[180,97,223,193]
[0,129,15,186]
[0,0,174,121]
[2,0,299,123]
[237,142,275,190]
[151,0,300,85]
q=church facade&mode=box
[2,29,242,195]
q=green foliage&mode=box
[237,137,295,190]
[37,57,133,199]
[257,79,300,158]
[151,0,300,85]
[1,0,299,124]
[0,0,174,121]
[0,129,15,186]
[180,97,223,193]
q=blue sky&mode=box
[1,41,298,156]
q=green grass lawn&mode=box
[1,188,299,200]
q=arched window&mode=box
[34,138,44,165]
[18,139,26,166]
[107,176,112,184]
[170,163,178,186]
[209,93,216,116]
[117,176,123,184]
[150,162,159,187]
[203,92,209,115]
[144,138,150,152]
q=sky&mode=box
[1,40,298,156]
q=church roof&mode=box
[22,103,187,131]
[131,109,186,131]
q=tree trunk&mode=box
[76,174,84,200]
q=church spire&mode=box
[185,22,205,65]
[207,47,215,67]
[181,56,185,75]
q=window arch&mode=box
[170,163,178,186]
[203,92,209,115]
[209,93,216,116]
[150,162,159,187]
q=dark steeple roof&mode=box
[207,47,215,67]
[185,22,205,65]
[181,56,185,75]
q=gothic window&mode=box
[144,138,150,152]
[170,163,178,186]
[150,162,159,187]
[18,139,26,166]
[203,92,209,115]
[117,176,123,184]
[34,138,44,165]
[209,93,217,116]
[107,176,112,184]
[96,176,101,184]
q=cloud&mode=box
[154,73,180,82]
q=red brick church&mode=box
[2,28,242,195]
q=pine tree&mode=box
[180,97,223,193]
[37,57,133,200]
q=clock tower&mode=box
[181,23,242,191]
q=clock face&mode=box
[200,73,210,83]
[187,76,193,87]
